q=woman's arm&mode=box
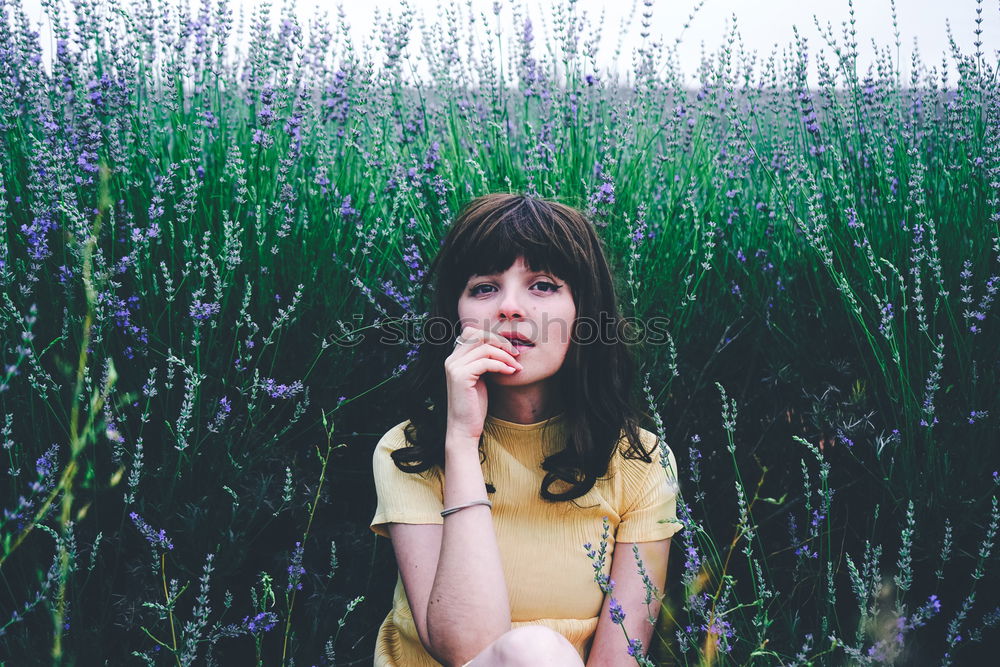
[390,431,511,667]
[585,539,671,667]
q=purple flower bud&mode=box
[609,598,626,624]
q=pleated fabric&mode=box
[370,413,682,666]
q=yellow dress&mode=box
[369,412,683,666]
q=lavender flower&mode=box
[201,109,218,129]
[340,195,358,219]
[422,142,441,171]
[324,69,351,126]
[97,292,149,359]
[402,222,426,283]
[583,516,614,593]
[261,378,304,400]
[190,300,221,322]
[251,128,272,148]
[35,443,59,481]
[609,598,626,625]
[130,512,173,552]
[242,611,279,634]
[287,541,306,592]
[969,410,989,424]
[593,181,615,206]
[878,302,895,336]
[20,214,58,261]
[207,397,232,433]
[706,616,734,639]
[57,265,74,284]
[2,444,59,531]
[257,106,276,127]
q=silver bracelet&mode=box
[440,499,493,517]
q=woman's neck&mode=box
[486,382,563,424]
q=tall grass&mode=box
[0,0,998,663]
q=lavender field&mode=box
[1,0,999,663]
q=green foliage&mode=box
[0,0,998,664]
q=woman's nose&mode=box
[496,291,524,320]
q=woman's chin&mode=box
[488,370,526,383]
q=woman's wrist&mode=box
[441,498,493,517]
[444,434,482,461]
[442,436,490,506]
[445,428,481,448]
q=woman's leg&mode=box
[463,626,585,667]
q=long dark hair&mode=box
[391,193,656,502]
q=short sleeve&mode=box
[615,436,683,543]
[370,420,445,538]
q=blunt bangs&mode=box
[442,195,588,298]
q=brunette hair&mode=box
[391,193,656,502]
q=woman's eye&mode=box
[468,281,561,296]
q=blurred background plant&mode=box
[0,0,998,663]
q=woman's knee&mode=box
[477,626,582,666]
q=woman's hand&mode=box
[444,325,524,443]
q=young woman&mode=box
[370,194,682,666]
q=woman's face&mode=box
[457,255,576,386]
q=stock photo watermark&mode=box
[327,312,677,348]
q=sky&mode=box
[15,0,1000,87]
